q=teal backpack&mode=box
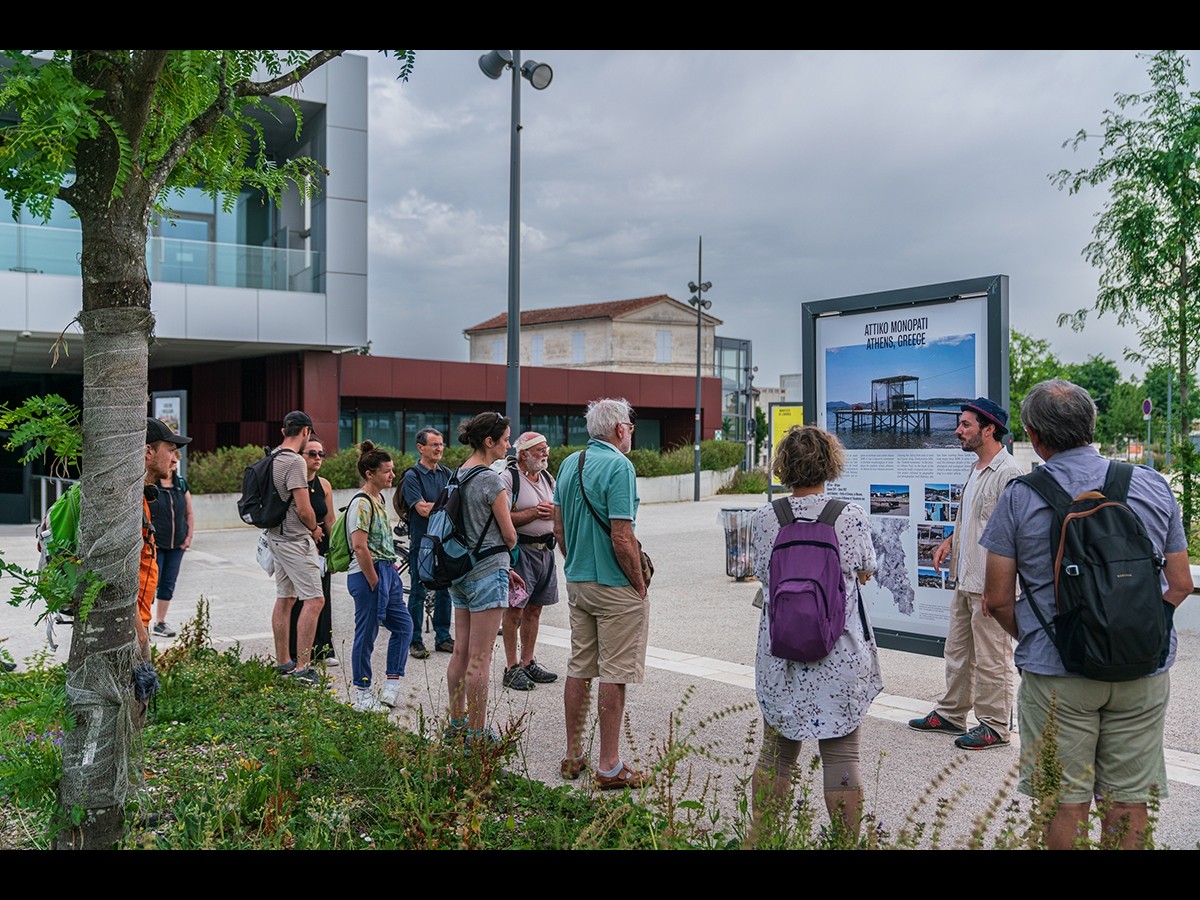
[327,492,372,574]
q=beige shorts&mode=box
[1018,670,1170,804]
[566,581,648,684]
[267,533,324,601]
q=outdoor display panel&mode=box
[767,402,804,492]
[151,390,189,477]
[800,276,1009,656]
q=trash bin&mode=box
[719,508,757,580]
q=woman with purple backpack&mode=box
[745,425,882,845]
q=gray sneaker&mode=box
[275,660,297,676]
[152,621,176,638]
[502,663,535,691]
[291,667,320,687]
[523,659,558,684]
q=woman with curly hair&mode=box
[746,425,881,844]
[444,412,523,743]
[345,441,413,713]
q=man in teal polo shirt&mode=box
[553,397,650,791]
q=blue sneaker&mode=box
[954,723,1009,750]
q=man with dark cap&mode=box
[909,396,1021,750]
[140,417,193,658]
[266,410,326,686]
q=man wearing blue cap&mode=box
[910,396,1021,749]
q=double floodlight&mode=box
[479,50,553,90]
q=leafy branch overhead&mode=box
[0,50,415,222]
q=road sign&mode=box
[1143,398,1153,416]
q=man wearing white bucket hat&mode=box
[498,431,560,691]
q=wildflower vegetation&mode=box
[0,601,1175,850]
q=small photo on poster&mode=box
[917,523,954,568]
[918,566,951,590]
[869,483,910,516]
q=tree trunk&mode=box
[53,213,154,849]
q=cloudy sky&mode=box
[361,49,1196,387]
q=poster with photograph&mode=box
[814,296,988,640]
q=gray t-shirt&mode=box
[457,464,508,583]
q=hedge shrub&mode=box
[187,444,269,495]
[188,439,742,493]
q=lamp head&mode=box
[688,281,698,293]
[521,60,553,90]
[479,50,513,80]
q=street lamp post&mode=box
[479,49,553,434]
[744,363,757,471]
[687,236,712,503]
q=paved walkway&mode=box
[2,495,1197,848]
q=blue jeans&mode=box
[348,562,413,689]
[408,550,451,645]
[156,547,186,601]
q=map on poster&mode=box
[815,296,988,640]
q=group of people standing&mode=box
[259,399,653,789]
[747,381,1190,849]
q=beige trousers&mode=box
[936,588,1015,738]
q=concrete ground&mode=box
[2,495,1198,849]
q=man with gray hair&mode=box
[554,398,650,790]
[498,431,560,691]
[982,379,1192,849]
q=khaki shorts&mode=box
[267,533,324,601]
[566,581,648,684]
[1018,670,1170,804]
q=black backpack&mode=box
[237,447,296,530]
[1016,461,1172,682]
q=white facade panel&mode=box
[326,125,368,203]
[150,282,186,338]
[0,272,27,330]
[26,274,81,334]
[259,289,328,344]
[185,285,259,342]
[325,197,368,276]
[325,272,367,347]
[326,54,368,131]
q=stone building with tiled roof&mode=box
[463,295,722,378]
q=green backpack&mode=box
[327,492,373,575]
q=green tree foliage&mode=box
[1105,381,1152,448]
[1052,49,1200,533]
[0,49,413,849]
[1061,355,1127,445]
[1008,330,1065,440]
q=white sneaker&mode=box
[324,656,339,668]
[352,688,383,713]
[380,680,402,708]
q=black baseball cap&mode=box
[961,397,1008,436]
[146,417,192,446]
[283,410,314,431]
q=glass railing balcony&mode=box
[1,221,322,293]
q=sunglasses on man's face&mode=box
[306,450,326,458]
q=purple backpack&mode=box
[767,498,848,663]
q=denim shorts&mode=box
[449,566,509,613]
